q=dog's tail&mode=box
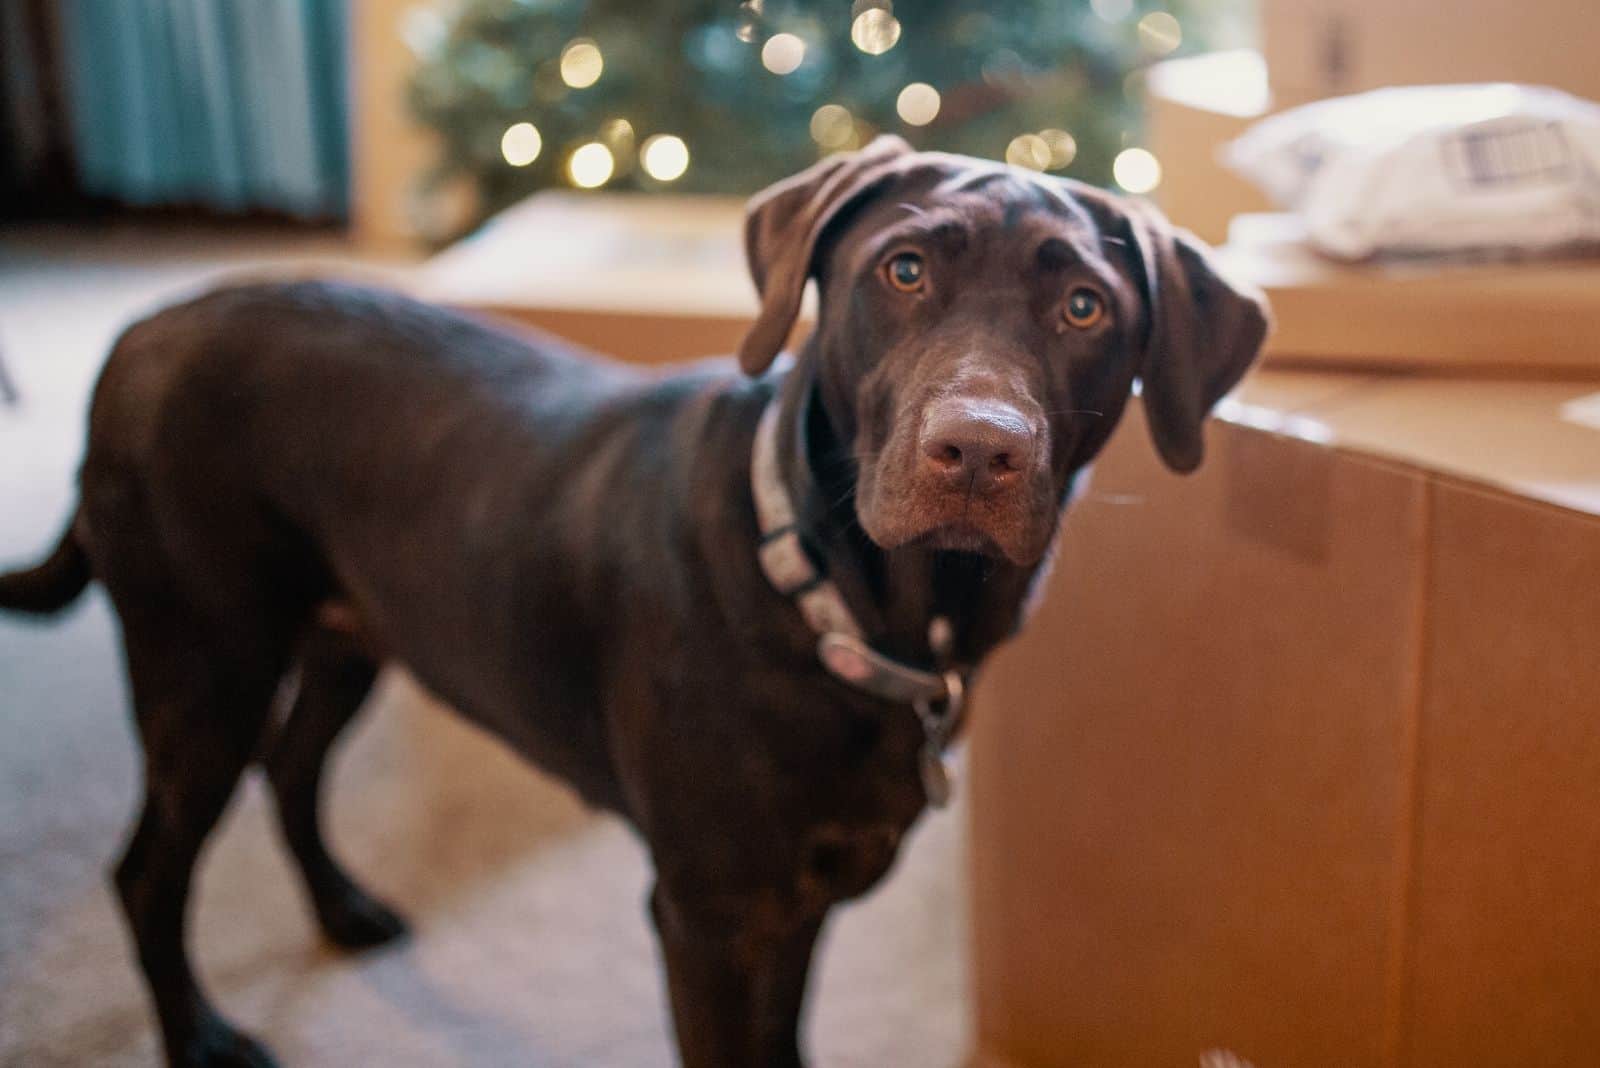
[0,511,91,616]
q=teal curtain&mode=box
[60,0,347,218]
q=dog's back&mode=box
[73,280,708,786]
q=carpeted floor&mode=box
[0,227,971,1067]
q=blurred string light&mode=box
[568,141,614,188]
[735,0,764,43]
[1040,128,1076,168]
[1005,129,1078,173]
[850,3,902,55]
[500,121,543,166]
[1137,12,1182,56]
[1090,0,1133,22]
[600,116,634,143]
[401,7,448,58]
[1005,133,1051,171]
[761,33,806,74]
[810,104,856,149]
[641,134,690,181]
[560,38,603,88]
[896,82,940,126]
[1113,148,1161,193]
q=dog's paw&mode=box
[316,886,410,950]
[179,1013,279,1068]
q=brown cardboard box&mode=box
[1146,51,1278,245]
[422,194,1600,378]
[1220,215,1600,376]
[967,371,1600,1067]
[1262,0,1600,103]
[419,192,771,363]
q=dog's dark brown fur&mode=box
[0,140,1267,1067]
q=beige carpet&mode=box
[0,227,971,1067]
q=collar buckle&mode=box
[752,398,968,807]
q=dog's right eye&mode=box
[883,252,926,293]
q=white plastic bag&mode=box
[1224,84,1600,260]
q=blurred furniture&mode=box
[0,0,78,218]
[348,0,446,247]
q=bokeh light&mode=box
[560,38,604,88]
[896,83,941,126]
[761,33,806,74]
[735,0,764,43]
[1137,12,1182,56]
[1005,133,1051,171]
[1040,128,1077,169]
[1090,0,1133,22]
[640,134,690,181]
[810,104,856,149]
[568,141,615,188]
[850,9,902,55]
[500,122,542,167]
[1113,147,1162,193]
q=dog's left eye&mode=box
[1062,287,1106,330]
[884,252,926,293]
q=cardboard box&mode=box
[1262,0,1600,103]
[422,194,1600,378]
[1221,214,1600,376]
[1146,51,1278,245]
[419,192,772,363]
[967,370,1600,1067]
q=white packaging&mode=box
[1223,84,1600,260]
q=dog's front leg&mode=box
[650,885,823,1068]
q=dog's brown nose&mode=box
[920,400,1036,493]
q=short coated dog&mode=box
[0,137,1268,1067]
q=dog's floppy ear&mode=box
[1118,200,1271,473]
[738,135,915,375]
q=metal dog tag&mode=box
[914,671,964,809]
[919,740,954,808]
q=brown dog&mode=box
[0,138,1267,1067]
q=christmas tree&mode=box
[408,0,1240,239]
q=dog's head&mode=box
[739,136,1269,567]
